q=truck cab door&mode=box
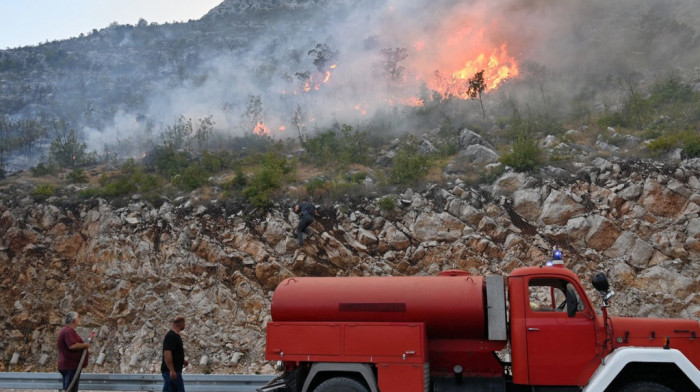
[524,277,598,386]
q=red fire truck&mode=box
[259,259,700,392]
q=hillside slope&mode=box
[1,155,698,373]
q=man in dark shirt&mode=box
[161,315,187,392]
[57,311,91,392]
[294,199,318,247]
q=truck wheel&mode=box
[314,377,369,392]
[618,381,674,392]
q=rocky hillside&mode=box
[1,130,698,374]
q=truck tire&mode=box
[618,381,674,392]
[314,377,369,392]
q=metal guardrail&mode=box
[0,372,275,391]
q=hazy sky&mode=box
[0,0,223,49]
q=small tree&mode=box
[162,116,194,150]
[49,128,87,167]
[308,43,339,73]
[242,95,264,135]
[291,103,308,145]
[467,70,487,119]
[379,47,408,87]
[617,72,651,129]
[194,115,214,150]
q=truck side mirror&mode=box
[592,272,609,294]
[592,272,615,305]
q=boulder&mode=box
[539,189,585,225]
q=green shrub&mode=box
[31,162,57,177]
[433,122,460,158]
[67,168,88,184]
[646,135,678,155]
[617,93,653,130]
[79,159,164,200]
[33,184,56,199]
[378,195,397,211]
[344,171,367,184]
[145,145,191,176]
[222,170,248,190]
[302,124,371,167]
[101,176,138,197]
[504,114,564,143]
[647,131,700,158]
[338,124,371,165]
[77,187,100,198]
[225,133,277,154]
[305,177,328,195]
[390,138,430,184]
[172,163,210,191]
[200,150,228,173]
[242,153,294,208]
[500,134,543,173]
[303,130,342,165]
[641,129,663,140]
[649,76,693,107]
[597,108,627,129]
[683,136,700,158]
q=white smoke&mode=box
[87,0,700,154]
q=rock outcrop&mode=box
[1,157,699,374]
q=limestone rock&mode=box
[539,189,585,225]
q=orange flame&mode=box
[400,96,424,107]
[452,44,518,91]
[254,122,270,136]
[425,43,518,99]
[354,104,368,116]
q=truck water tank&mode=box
[271,273,486,339]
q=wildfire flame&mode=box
[425,43,519,99]
[354,104,368,116]
[453,44,518,91]
[268,22,520,136]
[254,122,270,136]
[323,64,337,84]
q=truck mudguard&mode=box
[301,362,378,392]
[583,347,700,391]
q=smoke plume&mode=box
[86,0,699,153]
